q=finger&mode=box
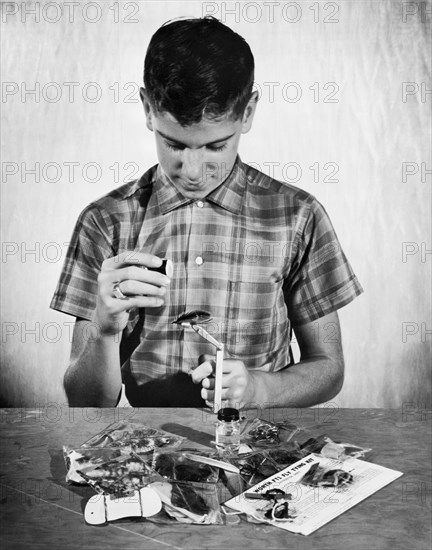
[103,251,163,270]
[118,295,165,310]
[102,293,165,313]
[202,388,213,402]
[201,377,214,390]
[201,364,237,391]
[101,278,167,307]
[102,265,170,288]
[202,386,241,403]
[121,257,173,279]
[202,390,230,408]
[216,360,239,374]
[203,389,232,407]
[116,280,167,298]
[190,361,214,384]
[204,398,229,409]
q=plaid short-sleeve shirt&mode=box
[51,157,363,402]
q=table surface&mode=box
[0,406,431,550]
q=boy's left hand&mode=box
[191,354,255,409]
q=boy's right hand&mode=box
[92,251,171,336]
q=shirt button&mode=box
[195,256,204,266]
[196,200,204,208]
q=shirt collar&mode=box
[152,166,194,214]
[120,168,154,199]
[206,156,247,214]
[151,155,247,215]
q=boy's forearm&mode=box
[64,335,122,407]
[248,355,344,408]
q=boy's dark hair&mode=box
[144,17,255,126]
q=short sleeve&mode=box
[50,205,114,320]
[284,198,363,326]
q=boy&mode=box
[51,17,363,408]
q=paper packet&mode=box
[63,446,125,484]
[300,435,372,460]
[222,450,280,487]
[81,421,185,454]
[76,452,158,495]
[149,480,223,524]
[153,450,220,484]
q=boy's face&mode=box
[140,89,257,199]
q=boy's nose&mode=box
[181,149,203,182]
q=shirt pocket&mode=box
[225,280,283,362]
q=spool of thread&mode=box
[147,259,173,278]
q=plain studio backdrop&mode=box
[1,0,431,408]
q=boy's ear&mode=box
[241,90,259,134]
[140,87,153,131]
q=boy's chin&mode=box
[171,176,224,199]
[178,186,217,200]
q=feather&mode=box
[172,310,212,325]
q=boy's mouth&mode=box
[179,178,206,189]
[183,179,202,185]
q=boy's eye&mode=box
[164,141,227,152]
[165,141,184,151]
[207,143,227,152]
